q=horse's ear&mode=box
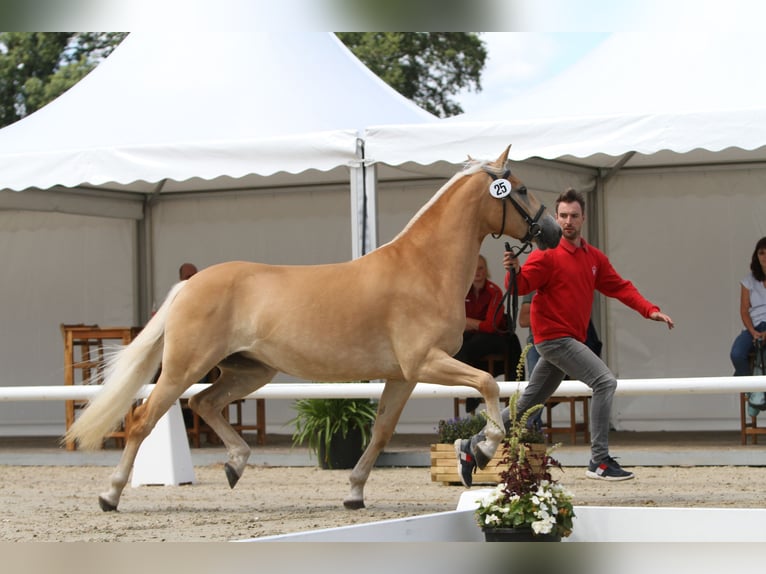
[495,145,512,168]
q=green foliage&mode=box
[0,32,127,128]
[436,413,487,443]
[337,32,486,118]
[289,387,378,468]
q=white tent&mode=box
[0,29,436,436]
[365,31,766,431]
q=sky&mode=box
[455,33,610,116]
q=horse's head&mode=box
[482,146,561,251]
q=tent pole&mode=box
[351,138,378,259]
[135,200,152,326]
[364,157,378,254]
[136,180,165,325]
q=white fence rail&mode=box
[0,376,763,402]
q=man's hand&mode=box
[650,311,674,329]
[503,251,520,274]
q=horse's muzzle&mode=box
[534,214,562,250]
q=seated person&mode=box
[730,236,766,377]
[454,254,521,413]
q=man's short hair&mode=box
[556,187,585,213]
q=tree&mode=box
[337,33,486,118]
[0,32,127,128]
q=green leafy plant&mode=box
[436,413,487,443]
[289,383,377,468]
[475,392,575,538]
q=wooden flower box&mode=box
[430,442,547,485]
[429,443,503,485]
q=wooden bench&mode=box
[542,395,590,444]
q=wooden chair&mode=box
[542,395,590,444]
[453,352,512,418]
[739,348,766,444]
[61,323,138,450]
[739,393,766,444]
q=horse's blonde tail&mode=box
[64,281,188,451]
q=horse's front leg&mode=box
[418,353,506,459]
[343,379,416,510]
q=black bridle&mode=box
[484,168,547,338]
[487,168,546,243]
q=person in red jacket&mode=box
[455,254,521,413]
[456,187,674,486]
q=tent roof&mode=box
[365,32,766,178]
[0,31,435,194]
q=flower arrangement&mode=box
[474,392,575,539]
[436,413,487,444]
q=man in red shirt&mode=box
[456,187,674,486]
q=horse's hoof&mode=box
[224,463,241,489]
[98,496,118,512]
[343,499,365,510]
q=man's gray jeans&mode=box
[470,336,616,465]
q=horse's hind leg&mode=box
[344,378,416,510]
[98,375,188,511]
[187,356,276,488]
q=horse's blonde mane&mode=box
[386,157,499,244]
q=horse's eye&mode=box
[517,186,528,195]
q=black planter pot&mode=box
[318,425,364,469]
[482,527,561,542]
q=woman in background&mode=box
[731,237,766,376]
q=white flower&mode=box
[535,508,551,521]
[531,518,554,535]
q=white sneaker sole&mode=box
[585,469,635,481]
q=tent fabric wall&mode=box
[604,165,766,431]
[150,187,353,302]
[0,212,134,435]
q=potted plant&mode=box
[474,393,575,542]
[290,382,377,469]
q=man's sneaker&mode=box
[454,439,476,488]
[585,456,634,481]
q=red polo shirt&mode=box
[506,238,659,344]
[465,279,507,333]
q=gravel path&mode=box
[2,463,765,542]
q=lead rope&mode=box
[492,241,533,335]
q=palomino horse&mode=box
[66,146,561,512]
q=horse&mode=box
[65,145,562,512]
